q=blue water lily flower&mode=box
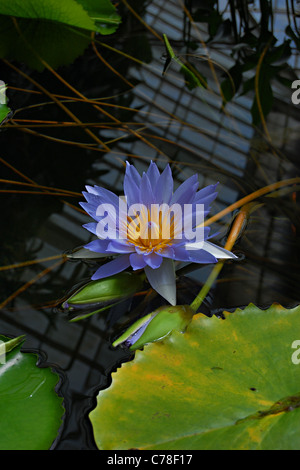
[80,161,236,305]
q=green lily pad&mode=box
[90,303,300,450]
[0,335,64,450]
[76,0,121,34]
[0,0,121,70]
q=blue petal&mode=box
[145,258,176,305]
[146,161,160,187]
[186,240,237,260]
[140,172,154,206]
[170,245,191,261]
[156,245,174,258]
[182,205,210,242]
[84,186,120,208]
[82,222,98,235]
[124,162,141,206]
[186,248,217,264]
[107,240,135,253]
[144,252,163,269]
[79,201,100,220]
[161,242,220,264]
[194,183,218,202]
[82,191,102,206]
[84,239,111,253]
[155,164,173,204]
[130,252,147,270]
[85,185,99,195]
[91,254,131,280]
[80,199,117,228]
[125,161,142,185]
[124,316,153,347]
[194,188,218,208]
[170,174,199,205]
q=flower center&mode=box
[126,206,177,252]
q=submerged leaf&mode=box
[90,303,300,450]
[251,64,274,125]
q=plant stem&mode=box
[190,203,255,312]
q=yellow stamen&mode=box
[125,206,177,253]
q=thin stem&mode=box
[203,177,300,228]
[0,258,66,309]
[190,203,257,312]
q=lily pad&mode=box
[90,303,300,450]
[0,0,121,70]
[0,335,64,450]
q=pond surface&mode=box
[0,0,300,449]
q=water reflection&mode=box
[0,0,299,449]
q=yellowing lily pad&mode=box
[90,303,300,450]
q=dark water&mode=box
[0,0,300,449]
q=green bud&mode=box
[62,272,144,310]
[66,246,109,260]
[112,313,153,348]
[0,335,26,357]
[113,305,195,351]
[69,303,120,323]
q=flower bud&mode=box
[65,246,109,260]
[112,304,194,350]
[62,272,144,311]
[0,334,25,356]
